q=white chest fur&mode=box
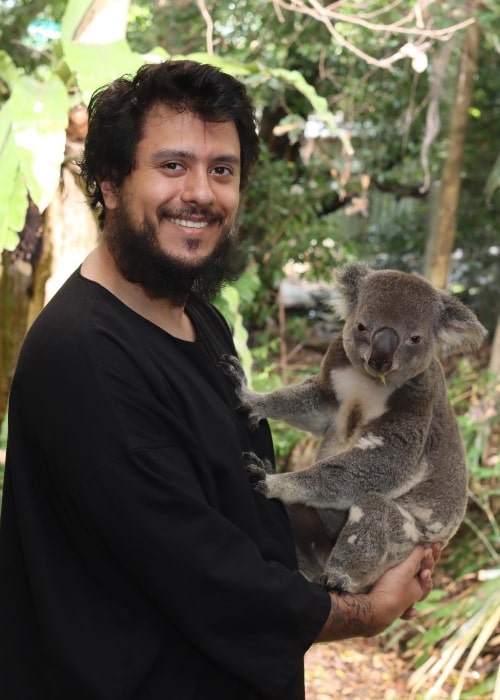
[330,366,394,425]
[317,366,394,460]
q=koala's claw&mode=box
[219,354,248,387]
[245,412,262,431]
[319,570,352,593]
[245,464,267,486]
[242,452,273,488]
[219,355,262,429]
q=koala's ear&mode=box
[435,291,487,351]
[332,263,372,319]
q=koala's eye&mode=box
[410,335,422,344]
[357,323,367,332]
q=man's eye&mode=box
[164,162,181,170]
[212,165,232,176]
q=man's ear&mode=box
[100,180,118,209]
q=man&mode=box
[0,60,436,699]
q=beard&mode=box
[103,201,244,307]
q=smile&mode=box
[170,218,209,229]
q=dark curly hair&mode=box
[79,60,260,226]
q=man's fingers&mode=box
[401,607,417,620]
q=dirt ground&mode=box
[304,636,416,700]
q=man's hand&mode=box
[400,542,441,620]
[316,544,440,642]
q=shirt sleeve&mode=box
[77,444,330,697]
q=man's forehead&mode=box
[144,104,236,133]
[139,104,241,156]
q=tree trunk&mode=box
[423,12,480,289]
[489,315,500,375]
[0,255,34,425]
[73,0,131,44]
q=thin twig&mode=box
[196,0,214,55]
[266,0,475,69]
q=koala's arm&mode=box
[220,354,335,434]
[258,376,435,509]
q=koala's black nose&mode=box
[368,327,399,372]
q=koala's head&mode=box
[332,263,487,387]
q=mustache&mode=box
[157,205,224,226]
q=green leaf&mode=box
[0,104,28,251]
[216,285,253,382]
[182,53,252,76]
[271,67,329,113]
[9,74,69,212]
[140,46,170,63]
[263,66,353,154]
[62,41,146,102]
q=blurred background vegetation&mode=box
[0,1,499,697]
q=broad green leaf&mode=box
[63,41,146,102]
[0,105,28,251]
[218,285,253,381]
[0,168,28,252]
[140,47,170,63]
[182,53,252,76]
[9,74,68,212]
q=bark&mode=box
[0,256,33,423]
[423,12,480,289]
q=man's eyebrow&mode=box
[151,149,241,165]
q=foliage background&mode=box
[0,1,499,697]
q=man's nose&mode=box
[181,168,215,205]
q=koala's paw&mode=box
[219,355,262,430]
[245,410,264,432]
[219,354,247,388]
[243,452,274,488]
[320,569,354,593]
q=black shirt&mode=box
[0,270,330,699]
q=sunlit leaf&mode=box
[63,40,146,102]
[0,105,28,251]
[9,74,68,212]
[182,52,252,76]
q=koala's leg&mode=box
[255,463,349,507]
[219,354,333,434]
[320,493,420,593]
[287,504,341,583]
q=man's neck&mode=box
[80,243,196,341]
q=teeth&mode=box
[171,218,208,229]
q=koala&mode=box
[221,263,487,593]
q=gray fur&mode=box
[220,263,487,593]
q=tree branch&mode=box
[196,0,214,54]
[266,0,475,69]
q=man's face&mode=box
[100,105,243,302]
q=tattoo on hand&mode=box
[329,593,374,636]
